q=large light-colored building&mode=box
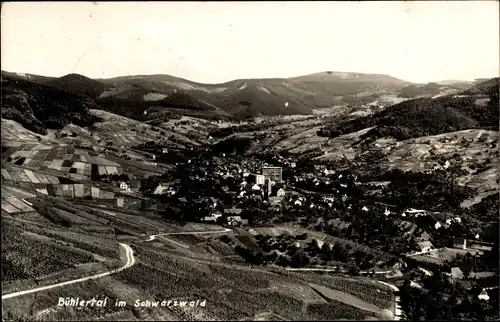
[262,166,282,183]
[254,174,265,185]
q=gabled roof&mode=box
[451,267,464,278]
[417,241,434,250]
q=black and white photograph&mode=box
[1,1,499,321]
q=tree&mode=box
[347,262,360,276]
[291,251,310,268]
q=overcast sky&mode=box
[1,1,498,83]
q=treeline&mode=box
[340,93,379,105]
[318,92,499,141]
[209,122,274,139]
[227,233,391,273]
[398,82,441,98]
[366,167,475,212]
[212,137,254,154]
[1,74,102,135]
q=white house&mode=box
[417,241,434,252]
[362,206,369,212]
[290,162,296,168]
[120,182,130,191]
[384,208,391,216]
[276,188,285,197]
[434,221,442,229]
[255,174,265,185]
[251,184,261,191]
[210,211,222,219]
[227,216,242,226]
[153,183,169,195]
[203,216,217,223]
[478,289,490,301]
[404,208,428,217]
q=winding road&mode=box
[376,281,404,320]
[2,243,135,300]
[1,228,231,301]
[2,226,405,320]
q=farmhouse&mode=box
[403,208,428,217]
[417,241,434,252]
[203,215,218,223]
[478,289,490,301]
[450,267,464,280]
[119,181,130,191]
[251,184,261,191]
[153,183,169,195]
[210,210,222,218]
[227,216,248,226]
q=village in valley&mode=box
[1,130,498,320]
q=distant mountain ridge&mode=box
[2,70,413,122]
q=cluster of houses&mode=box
[203,207,249,226]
